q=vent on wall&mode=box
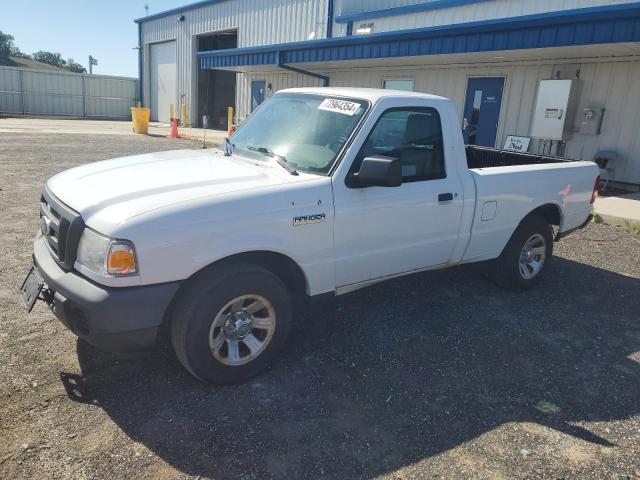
[553,64,581,80]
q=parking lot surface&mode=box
[1,129,639,479]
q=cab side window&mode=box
[354,107,446,182]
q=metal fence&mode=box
[0,66,138,119]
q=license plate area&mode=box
[20,266,45,313]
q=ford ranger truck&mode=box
[21,87,599,384]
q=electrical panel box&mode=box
[531,80,578,140]
[580,107,604,135]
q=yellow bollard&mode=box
[181,103,188,127]
[169,103,174,122]
[227,106,234,136]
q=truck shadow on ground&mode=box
[65,257,640,479]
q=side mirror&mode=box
[223,137,233,156]
[351,155,402,188]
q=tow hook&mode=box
[41,287,55,307]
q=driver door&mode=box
[332,106,464,288]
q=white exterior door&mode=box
[149,41,176,123]
[332,106,464,288]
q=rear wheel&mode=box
[171,264,293,384]
[490,215,553,292]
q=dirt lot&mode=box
[1,129,639,480]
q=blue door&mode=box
[251,80,266,112]
[462,77,504,147]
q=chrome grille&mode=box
[40,186,84,269]
[40,197,62,255]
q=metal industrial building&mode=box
[136,0,640,186]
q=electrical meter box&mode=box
[580,107,604,135]
[531,80,578,140]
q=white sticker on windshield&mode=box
[318,98,360,116]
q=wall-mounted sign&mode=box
[544,108,560,119]
[504,135,531,152]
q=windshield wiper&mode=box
[247,146,298,176]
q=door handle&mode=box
[438,193,454,202]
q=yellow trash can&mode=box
[130,107,150,134]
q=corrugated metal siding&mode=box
[0,66,138,118]
[564,60,640,184]
[332,0,640,36]
[141,0,328,123]
[335,0,494,20]
[327,57,640,184]
[236,71,323,120]
[338,0,454,16]
[85,75,137,99]
[0,67,23,113]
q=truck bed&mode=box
[463,145,598,264]
[466,145,575,169]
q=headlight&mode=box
[76,229,138,276]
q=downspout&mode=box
[276,51,329,87]
[346,21,353,36]
[137,22,143,105]
[326,0,334,38]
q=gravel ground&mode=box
[1,130,639,480]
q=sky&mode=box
[0,0,184,77]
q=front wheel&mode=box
[490,215,553,292]
[171,264,293,384]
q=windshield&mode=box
[230,93,369,175]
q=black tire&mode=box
[171,263,293,384]
[490,215,553,292]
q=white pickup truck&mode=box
[22,87,599,384]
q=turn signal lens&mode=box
[107,243,137,275]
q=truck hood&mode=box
[47,149,299,232]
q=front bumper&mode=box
[33,233,180,353]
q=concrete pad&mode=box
[0,117,226,144]
[594,192,640,225]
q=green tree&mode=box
[10,45,30,59]
[63,59,86,74]
[32,51,66,68]
[0,30,15,59]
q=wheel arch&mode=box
[184,250,309,297]
[490,203,556,292]
[521,202,563,228]
[158,250,310,342]
[225,251,306,293]
[492,202,560,260]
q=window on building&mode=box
[356,22,374,35]
[383,79,414,91]
[353,107,445,182]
